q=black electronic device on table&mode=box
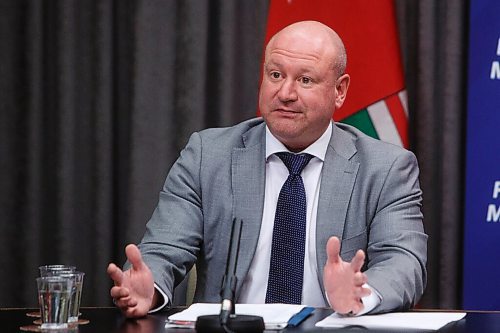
[195,218,264,333]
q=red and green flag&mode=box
[264,0,409,148]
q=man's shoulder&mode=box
[334,122,416,160]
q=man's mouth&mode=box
[274,108,300,114]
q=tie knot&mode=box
[276,152,313,176]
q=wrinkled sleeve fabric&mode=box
[125,132,204,310]
[364,150,427,313]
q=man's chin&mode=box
[269,127,307,149]
[269,122,300,136]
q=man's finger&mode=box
[351,300,364,315]
[350,249,365,272]
[116,298,133,311]
[126,298,138,307]
[125,308,140,318]
[107,263,124,286]
[359,286,371,298]
[353,272,368,286]
[125,244,145,271]
[326,236,341,264]
[110,286,129,299]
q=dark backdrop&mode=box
[0,0,467,309]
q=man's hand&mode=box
[323,236,371,315]
[107,244,156,318]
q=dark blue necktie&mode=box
[265,152,313,304]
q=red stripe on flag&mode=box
[385,94,409,148]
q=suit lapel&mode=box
[231,123,266,295]
[316,123,359,297]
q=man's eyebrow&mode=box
[264,60,281,69]
[264,61,318,74]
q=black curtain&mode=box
[396,0,468,309]
[0,0,467,309]
[0,0,269,307]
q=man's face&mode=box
[259,30,345,152]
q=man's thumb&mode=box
[125,244,145,270]
[326,236,341,264]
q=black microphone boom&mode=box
[220,217,243,325]
[195,218,264,333]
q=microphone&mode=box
[196,218,264,333]
[219,216,242,325]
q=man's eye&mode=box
[270,72,281,79]
[300,77,312,84]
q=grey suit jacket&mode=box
[137,117,427,314]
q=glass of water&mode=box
[36,276,74,329]
[56,271,85,323]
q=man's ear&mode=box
[334,74,350,109]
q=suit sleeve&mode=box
[364,150,427,313]
[127,132,204,307]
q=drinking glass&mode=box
[36,276,74,329]
[57,271,85,323]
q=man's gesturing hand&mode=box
[323,236,371,315]
[107,244,156,318]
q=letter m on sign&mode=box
[487,204,500,222]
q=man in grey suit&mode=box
[108,20,427,318]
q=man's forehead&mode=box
[272,31,328,50]
[268,48,322,62]
[265,41,336,73]
[267,30,336,62]
[264,52,334,77]
[265,59,318,73]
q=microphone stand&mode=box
[196,218,264,333]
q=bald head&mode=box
[265,21,347,78]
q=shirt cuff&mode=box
[148,283,169,313]
[356,283,381,316]
[325,283,381,316]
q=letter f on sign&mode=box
[494,181,500,199]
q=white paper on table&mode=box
[167,303,305,330]
[316,312,466,330]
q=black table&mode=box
[2,307,499,332]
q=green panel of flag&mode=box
[340,109,380,140]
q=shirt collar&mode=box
[265,122,332,162]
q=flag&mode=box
[264,0,409,148]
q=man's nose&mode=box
[277,79,298,102]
